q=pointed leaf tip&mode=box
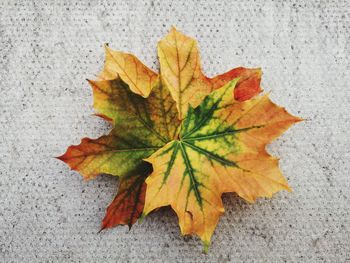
[100,46,158,97]
[55,155,64,161]
[203,240,211,253]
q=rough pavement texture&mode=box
[0,0,349,262]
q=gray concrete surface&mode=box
[0,0,349,262]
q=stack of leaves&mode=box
[58,27,301,251]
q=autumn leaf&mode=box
[158,27,262,119]
[101,162,152,230]
[143,79,301,250]
[57,77,179,179]
[58,27,301,250]
[58,53,180,228]
[100,44,158,97]
[211,67,262,101]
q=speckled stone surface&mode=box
[0,0,349,262]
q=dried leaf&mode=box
[101,163,151,230]
[58,27,301,250]
[158,27,262,119]
[100,45,158,97]
[57,77,179,179]
[143,80,301,249]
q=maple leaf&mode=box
[58,27,300,250]
[143,80,301,250]
[57,69,179,228]
[158,27,262,119]
[57,76,179,179]
[101,162,152,230]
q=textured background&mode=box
[0,0,349,262]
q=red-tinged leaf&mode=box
[101,163,151,230]
[210,67,262,101]
[56,133,157,180]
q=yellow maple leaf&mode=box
[143,80,301,250]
